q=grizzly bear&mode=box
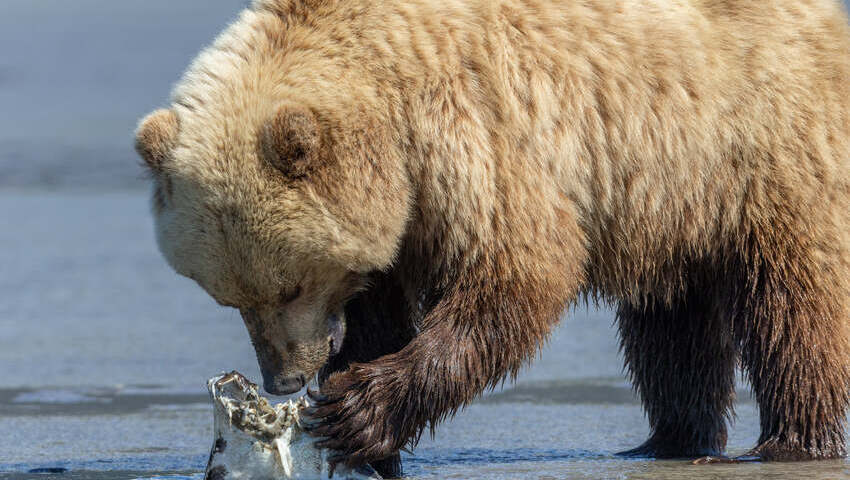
[135,0,850,476]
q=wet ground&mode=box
[2,1,850,479]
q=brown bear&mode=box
[135,0,850,476]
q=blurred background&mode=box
[1,1,849,479]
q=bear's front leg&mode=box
[305,253,580,469]
[317,272,416,478]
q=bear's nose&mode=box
[263,373,306,395]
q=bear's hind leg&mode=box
[736,248,850,460]
[616,288,737,458]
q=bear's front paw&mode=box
[303,369,404,470]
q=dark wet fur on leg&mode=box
[616,267,737,459]
[307,220,585,469]
[730,219,850,461]
[317,271,415,478]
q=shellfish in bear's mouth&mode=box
[205,371,381,480]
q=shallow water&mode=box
[3,1,850,479]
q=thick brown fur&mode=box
[136,0,850,469]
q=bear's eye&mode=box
[280,286,302,305]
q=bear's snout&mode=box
[241,307,338,395]
[263,372,307,396]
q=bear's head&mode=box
[134,8,411,394]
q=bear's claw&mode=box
[692,455,736,464]
[693,454,762,464]
[307,387,328,403]
[302,369,404,469]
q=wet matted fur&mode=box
[136,0,850,471]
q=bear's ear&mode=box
[260,106,321,179]
[135,109,179,173]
